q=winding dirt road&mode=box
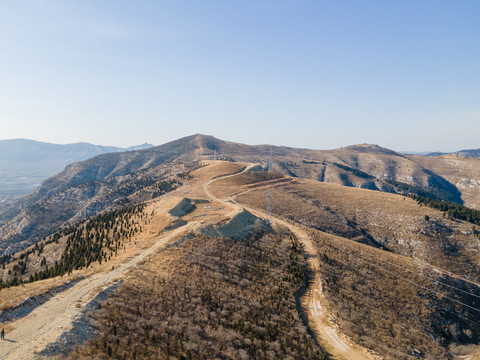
[1,162,377,360]
[0,224,192,359]
[204,165,378,360]
[273,221,378,360]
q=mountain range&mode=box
[0,139,153,202]
[1,134,480,359]
[1,134,480,255]
[425,148,480,157]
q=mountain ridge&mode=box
[2,134,480,256]
[0,138,154,202]
[423,148,480,158]
[0,138,154,171]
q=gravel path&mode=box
[1,162,377,360]
[0,224,192,360]
[37,281,121,359]
[204,165,378,360]
[0,276,84,323]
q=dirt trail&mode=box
[1,162,376,360]
[274,221,379,360]
[202,163,256,202]
[0,224,193,360]
[204,165,378,360]
[247,211,378,360]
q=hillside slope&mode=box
[2,134,480,256]
[0,139,152,202]
[213,171,480,282]
[209,140,464,204]
[411,154,480,210]
[1,161,479,359]
[209,166,480,359]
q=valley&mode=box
[0,139,153,203]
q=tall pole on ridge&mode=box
[266,189,272,225]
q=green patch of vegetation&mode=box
[151,178,182,199]
[411,195,480,226]
[302,159,322,165]
[0,203,147,290]
[385,179,444,201]
[0,254,12,267]
[177,170,194,180]
[332,163,374,179]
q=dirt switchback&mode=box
[204,165,378,360]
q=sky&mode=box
[1,1,479,152]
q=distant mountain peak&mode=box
[421,147,480,158]
[341,143,399,155]
[0,139,154,201]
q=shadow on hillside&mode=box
[294,258,334,360]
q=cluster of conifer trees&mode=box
[0,203,146,289]
[151,178,182,198]
[333,162,374,179]
[412,195,480,226]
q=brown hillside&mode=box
[208,166,480,359]
[411,154,480,209]
[214,173,480,283]
[1,160,480,360]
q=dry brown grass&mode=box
[226,176,480,283]
[210,172,480,359]
[0,274,81,312]
[303,227,480,359]
[73,231,326,360]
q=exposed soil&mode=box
[0,224,193,359]
[204,166,378,360]
[2,160,478,359]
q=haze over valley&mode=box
[0,139,152,203]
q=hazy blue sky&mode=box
[1,1,479,152]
